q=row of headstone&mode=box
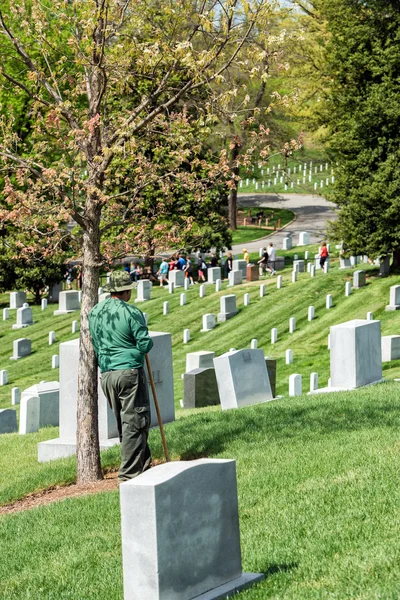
[0,381,59,435]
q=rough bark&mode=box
[228,158,240,230]
[391,249,400,270]
[76,200,103,484]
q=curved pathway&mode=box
[232,193,337,254]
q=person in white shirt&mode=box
[266,243,276,276]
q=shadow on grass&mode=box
[162,386,400,461]
[263,562,299,578]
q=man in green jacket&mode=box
[89,271,154,482]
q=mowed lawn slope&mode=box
[2,383,400,599]
[0,249,399,506]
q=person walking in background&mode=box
[156,258,169,287]
[266,243,276,276]
[197,254,206,282]
[257,247,269,274]
[184,256,195,285]
[319,241,329,269]
[225,251,233,277]
[209,252,218,267]
[177,253,187,270]
[89,271,153,482]
[243,248,250,264]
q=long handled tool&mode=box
[145,353,170,462]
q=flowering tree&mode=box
[0,0,270,482]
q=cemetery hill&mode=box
[1,0,400,599]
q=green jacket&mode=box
[88,298,153,372]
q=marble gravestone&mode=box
[12,304,34,329]
[293,260,305,273]
[38,332,175,461]
[120,459,264,600]
[353,270,366,288]
[217,295,238,322]
[54,291,80,315]
[298,232,310,245]
[0,409,18,434]
[136,280,152,302]
[10,291,27,309]
[214,349,273,410]
[232,259,247,279]
[185,351,215,373]
[207,267,221,284]
[48,282,63,303]
[183,367,220,409]
[169,270,185,288]
[283,236,292,250]
[312,319,383,394]
[10,338,31,360]
[381,335,400,362]
[386,285,400,311]
[98,292,111,303]
[201,314,216,332]
[21,381,60,428]
[228,270,242,286]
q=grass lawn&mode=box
[1,244,400,597]
[2,383,400,598]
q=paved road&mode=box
[232,193,337,254]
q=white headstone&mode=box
[381,336,400,362]
[271,328,278,344]
[277,275,283,289]
[119,459,264,600]
[326,294,333,309]
[299,232,310,245]
[0,370,8,386]
[207,267,221,284]
[180,293,186,306]
[289,374,302,396]
[215,279,222,292]
[183,329,190,344]
[353,270,366,289]
[10,291,26,309]
[201,314,216,332]
[218,295,238,322]
[366,311,373,320]
[214,349,273,410]
[0,409,18,433]
[10,338,31,360]
[228,270,242,287]
[3,308,9,321]
[292,270,297,283]
[169,270,185,288]
[168,281,175,294]
[308,306,315,321]
[19,395,40,434]
[199,284,206,298]
[289,317,296,333]
[385,285,400,311]
[186,351,215,373]
[72,320,79,333]
[12,305,33,329]
[286,349,293,365]
[49,331,56,345]
[52,354,59,369]
[41,298,48,310]
[250,339,258,349]
[54,291,80,315]
[283,237,292,250]
[329,320,382,389]
[11,387,20,405]
[345,282,351,296]
[310,265,315,277]
[293,260,305,273]
[323,261,329,274]
[243,293,250,306]
[260,284,266,298]
[310,372,318,393]
[232,260,246,279]
[136,280,152,302]
[163,301,169,315]
[184,278,190,291]
[305,251,309,260]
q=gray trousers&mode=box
[101,367,152,481]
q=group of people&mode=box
[257,243,277,276]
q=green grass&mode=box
[2,383,400,598]
[0,250,399,506]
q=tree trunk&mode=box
[228,184,238,230]
[76,203,103,484]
